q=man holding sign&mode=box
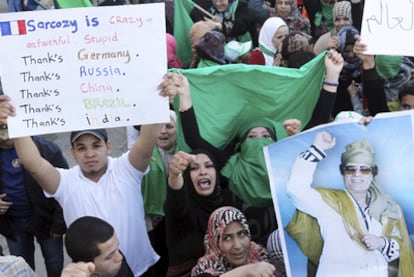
[0,74,179,277]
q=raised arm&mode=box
[353,35,389,115]
[286,131,336,216]
[162,72,231,170]
[128,123,161,172]
[0,95,61,195]
[14,137,61,195]
[128,75,179,171]
[305,50,344,129]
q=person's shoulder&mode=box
[249,48,265,65]
[238,0,249,8]
[32,135,63,152]
[0,255,36,276]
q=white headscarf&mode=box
[259,17,287,66]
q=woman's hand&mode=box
[158,72,189,103]
[221,261,276,277]
[168,151,195,190]
[327,36,340,50]
[61,262,95,277]
[283,119,301,136]
[324,49,344,79]
[353,35,375,69]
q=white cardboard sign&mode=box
[0,4,169,138]
[361,0,414,56]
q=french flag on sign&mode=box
[0,20,27,36]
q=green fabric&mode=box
[321,3,334,30]
[237,32,252,43]
[236,118,277,142]
[174,0,194,68]
[197,59,221,68]
[55,0,93,8]
[170,52,327,150]
[314,11,322,27]
[285,209,323,266]
[375,55,403,80]
[230,0,238,20]
[228,0,251,43]
[221,137,274,207]
[141,147,177,216]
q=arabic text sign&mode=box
[361,0,414,56]
[0,4,169,138]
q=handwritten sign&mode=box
[361,0,414,56]
[0,4,169,138]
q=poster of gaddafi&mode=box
[264,110,414,277]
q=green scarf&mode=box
[141,146,177,216]
[197,59,222,68]
[221,137,273,207]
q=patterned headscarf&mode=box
[259,17,287,66]
[333,1,352,24]
[273,0,311,35]
[191,206,269,276]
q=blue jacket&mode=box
[0,136,68,240]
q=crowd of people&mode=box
[1,0,414,276]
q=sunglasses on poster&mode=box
[340,164,378,176]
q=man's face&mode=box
[93,234,123,277]
[399,94,414,110]
[157,118,176,152]
[343,162,373,196]
[71,134,111,182]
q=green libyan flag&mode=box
[171,52,327,150]
[55,0,93,8]
[174,0,194,68]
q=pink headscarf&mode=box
[191,206,269,276]
[166,33,183,69]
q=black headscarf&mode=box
[184,149,224,232]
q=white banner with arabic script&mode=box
[361,0,414,56]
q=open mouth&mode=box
[158,136,168,141]
[197,178,211,189]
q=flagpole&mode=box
[193,3,215,19]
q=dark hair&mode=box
[398,79,414,101]
[287,50,316,68]
[65,216,114,262]
[195,31,227,65]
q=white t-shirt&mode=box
[45,152,159,277]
